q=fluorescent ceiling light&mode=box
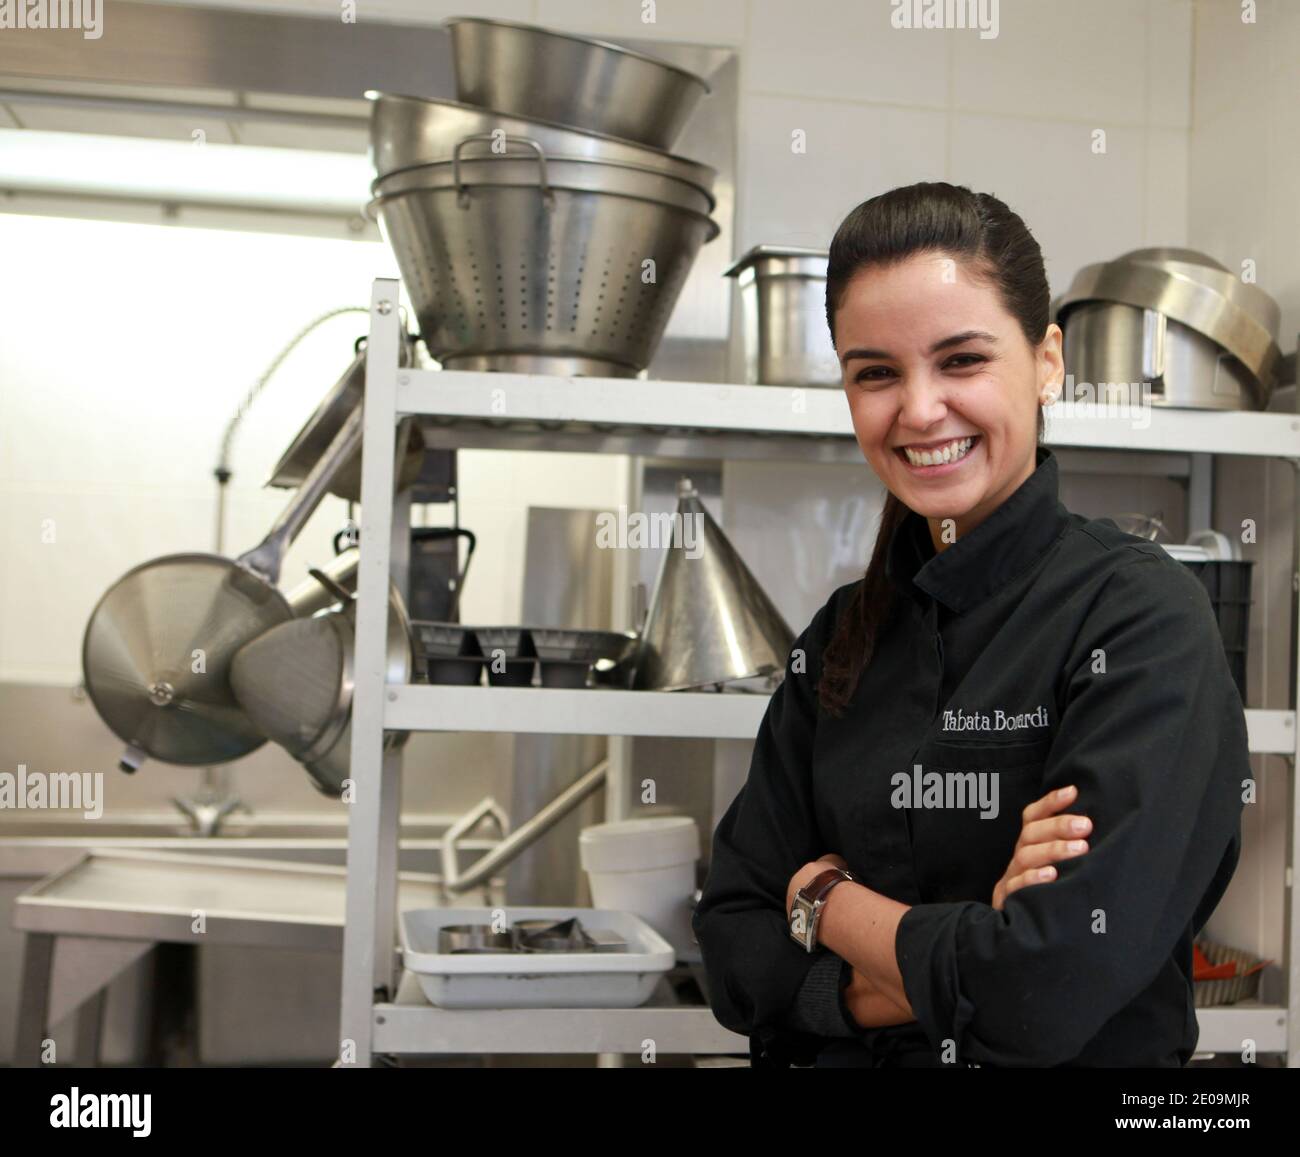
[0,128,373,214]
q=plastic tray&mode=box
[400,906,675,1008]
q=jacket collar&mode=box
[885,445,1071,614]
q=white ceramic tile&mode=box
[1189,0,1272,127]
[1148,0,1194,128]
[746,0,949,107]
[1266,0,1300,79]
[950,113,1147,297]
[1263,64,1300,343]
[1186,95,1269,275]
[537,0,748,44]
[952,0,1147,124]
[739,93,947,251]
[1143,127,1189,246]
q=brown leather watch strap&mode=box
[799,866,854,908]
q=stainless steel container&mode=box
[367,92,717,207]
[1054,248,1282,411]
[367,136,719,378]
[445,17,710,152]
[724,245,841,388]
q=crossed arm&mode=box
[784,784,1094,1028]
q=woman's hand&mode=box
[785,853,849,919]
[992,784,1092,911]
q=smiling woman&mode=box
[820,183,1057,717]
[692,182,1250,1069]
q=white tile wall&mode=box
[739,94,948,249]
[1149,0,1194,128]
[952,0,1149,125]
[745,0,949,107]
[952,113,1149,281]
[1185,0,1298,967]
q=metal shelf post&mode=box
[339,278,405,1067]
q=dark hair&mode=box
[816,182,1049,718]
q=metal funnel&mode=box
[230,574,412,797]
[632,478,794,691]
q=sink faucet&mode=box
[172,765,248,837]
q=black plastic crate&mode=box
[1177,559,1252,702]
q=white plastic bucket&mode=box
[579,816,700,955]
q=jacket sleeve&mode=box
[692,592,844,1065]
[894,554,1248,1067]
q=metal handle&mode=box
[452,132,554,209]
[1140,307,1166,398]
[307,566,355,606]
[236,404,363,584]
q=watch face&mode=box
[789,897,814,947]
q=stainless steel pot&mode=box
[444,17,709,152]
[367,92,716,207]
[724,246,840,388]
[367,135,719,378]
[1054,248,1282,411]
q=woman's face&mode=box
[834,251,1063,543]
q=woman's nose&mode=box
[897,376,948,429]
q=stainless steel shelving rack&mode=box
[340,277,1300,1067]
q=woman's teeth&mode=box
[902,436,975,467]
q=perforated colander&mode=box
[368,136,719,378]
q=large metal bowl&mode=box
[445,17,709,151]
[371,152,716,218]
[366,92,716,209]
[367,144,719,378]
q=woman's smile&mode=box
[896,433,982,475]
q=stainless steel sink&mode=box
[0,813,503,1065]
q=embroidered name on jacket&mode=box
[941,705,1051,733]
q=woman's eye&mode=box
[853,366,895,384]
[945,353,986,370]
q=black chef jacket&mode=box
[693,445,1248,1068]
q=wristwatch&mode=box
[788,866,856,952]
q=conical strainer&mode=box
[82,406,364,770]
[632,478,794,691]
[81,554,291,767]
[230,571,413,797]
